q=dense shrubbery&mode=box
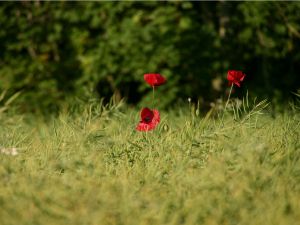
[0,2,300,114]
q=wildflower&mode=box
[144,73,166,87]
[227,70,246,87]
[136,107,160,131]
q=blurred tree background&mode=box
[0,1,299,114]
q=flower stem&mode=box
[152,86,155,109]
[221,83,233,124]
[224,84,233,113]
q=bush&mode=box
[0,2,299,114]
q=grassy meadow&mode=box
[0,99,300,225]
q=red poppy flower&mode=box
[144,73,166,87]
[136,107,160,131]
[227,70,246,87]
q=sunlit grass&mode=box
[0,99,299,225]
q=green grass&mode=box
[0,100,300,225]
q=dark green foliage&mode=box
[0,2,299,114]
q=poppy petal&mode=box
[227,70,246,87]
[141,107,154,123]
[144,73,166,87]
[234,81,241,87]
[136,108,160,132]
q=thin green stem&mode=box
[221,84,233,124]
[152,86,155,109]
[224,84,233,113]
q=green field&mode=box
[0,100,299,225]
